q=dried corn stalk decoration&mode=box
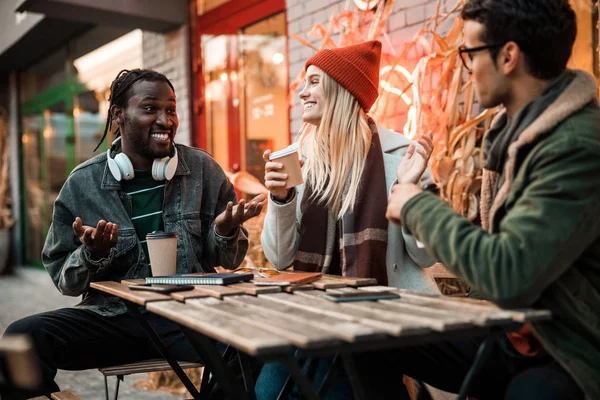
[290,0,497,223]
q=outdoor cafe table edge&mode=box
[89,280,552,360]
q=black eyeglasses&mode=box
[458,44,506,72]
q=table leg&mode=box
[124,302,203,400]
[275,349,300,400]
[200,357,213,395]
[200,344,233,395]
[317,353,340,397]
[456,331,501,400]
[305,357,319,383]
[276,374,293,400]
[280,355,319,400]
[180,326,251,400]
[341,353,366,400]
[237,350,257,400]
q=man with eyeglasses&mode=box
[352,0,600,399]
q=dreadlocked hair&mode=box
[94,69,175,151]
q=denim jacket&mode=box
[42,144,248,317]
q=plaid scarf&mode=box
[294,122,389,285]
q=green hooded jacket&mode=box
[401,70,600,398]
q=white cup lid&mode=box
[269,142,299,160]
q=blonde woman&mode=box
[261,40,438,292]
[256,40,437,400]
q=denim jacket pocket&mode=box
[110,229,141,278]
[114,229,138,257]
[184,215,211,272]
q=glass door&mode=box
[202,35,235,171]
[20,79,96,266]
[74,90,107,164]
[238,12,289,182]
[22,101,71,265]
[196,10,289,182]
[21,115,44,263]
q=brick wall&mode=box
[285,0,447,141]
[142,26,193,146]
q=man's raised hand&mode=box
[72,217,119,259]
[215,193,266,236]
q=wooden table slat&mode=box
[282,284,316,293]
[225,295,385,342]
[310,279,347,290]
[229,282,282,295]
[262,292,431,336]
[359,288,515,322]
[188,297,341,348]
[331,288,511,327]
[120,279,246,300]
[121,278,145,286]
[146,300,291,356]
[341,299,474,331]
[389,289,552,323]
[170,288,209,302]
[321,274,378,287]
[187,285,246,299]
[299,290,471,332]
[50,391,84,400]
[90,281,171,305]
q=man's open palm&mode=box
[215,193,266,236]
[73,217,119,259]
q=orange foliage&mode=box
[290,0,497,222]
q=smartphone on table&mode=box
[129,284,194,294]
[324,291,400,302]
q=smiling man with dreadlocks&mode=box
[2,69,265,399]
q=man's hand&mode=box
[215,193,266,236]
[396,132,434,184]
[386,183,423,225]
[72,217,119,259]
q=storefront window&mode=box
[199,12,289,182]
[74,90,105,165]
[21,115,44,263]
[44,103,70,232]
[239,12,288,182]
[203,35,231,170]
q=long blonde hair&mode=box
[299,72,373,219]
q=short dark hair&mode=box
[94,69,175,151]
[461,0,577,80]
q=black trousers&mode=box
[1,307,203,399]
[352,335,584,400]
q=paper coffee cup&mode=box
[146,231,178,277]
[269,145,303,189]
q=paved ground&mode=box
[0,266,184,400]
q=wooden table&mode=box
[91,274,551,400]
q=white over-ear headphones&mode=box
[106,137,178,181]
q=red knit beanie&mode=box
[305,40,382,112]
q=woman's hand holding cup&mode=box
[263,144,305,202]
[263,150,292,202]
